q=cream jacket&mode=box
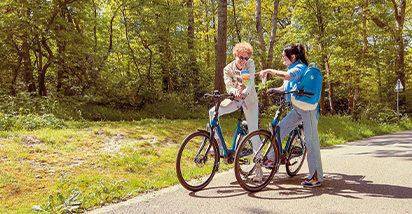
[222,59,258,110]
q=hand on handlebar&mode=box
[266,87,285,95]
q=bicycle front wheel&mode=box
[176,131,219,191]
[286,129,306,176]
[234,129,279,192]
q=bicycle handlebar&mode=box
[266,88,314,97]
[203,90,235,100]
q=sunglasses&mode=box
[238,56,249,61]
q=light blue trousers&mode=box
[271,106,323,181]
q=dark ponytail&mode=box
[283,44,309,66]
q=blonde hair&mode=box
[233,42,253,57]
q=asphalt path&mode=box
[88,130,412,214]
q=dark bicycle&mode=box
[175,90,252,191]
[234,89,312,192]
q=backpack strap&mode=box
[308,62,316,68]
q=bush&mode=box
[140,93,208,119]
[0,113,68,131]
[362,103,399,123]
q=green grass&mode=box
[0,115,411,213]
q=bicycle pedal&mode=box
[223,157,234,165]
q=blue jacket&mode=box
[283,61,308,102]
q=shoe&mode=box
[252,166,263,182]
[263,159,275,169]
[263,156,286,168]
[301,177,321,188]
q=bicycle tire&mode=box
[286,129,306,176]
[234,129,279,192]
[176,130,219,191]
[235,133,252,176]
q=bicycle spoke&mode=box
[176,131,218,191]
[286,131,306,177]
[234,130,279,192]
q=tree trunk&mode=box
[215,0,227,93]
[122,9,142,80]
[353,0,369,118]
[37,37,44,96]
[323,55,334,115]
[22,40,36,94]
[346,70,353,114]
[267,0,280,67]
[255,0,266,69]
[393,0,406,90]
[93,0,98,51]
[319,81,326,115]
[231,0,242,43]
[56,42,65,93]
[261,0,280,109]
[187,0,200,99]
[39,37,54,96]
[10,55,23,96]
[187,0,195,51]
[369,0,406,88]
[352,69,359,118]
[314,3,333,115]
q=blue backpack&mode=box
[291,63,322,110]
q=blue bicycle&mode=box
[176,90,251,191]
[234,89,311,192]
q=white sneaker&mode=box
[252,166,263,182]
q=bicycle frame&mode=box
[270,95,303,157]
[210,108,248,157]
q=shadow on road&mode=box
[188,172,412,200]
[323,141,412,161]
[251,172,412,200]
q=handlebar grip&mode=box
[203,92,235,100]
[203,93,213,99]
[266,87,285,95]
[297,89,314,96]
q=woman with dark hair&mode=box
[257,43,323,188]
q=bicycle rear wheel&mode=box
[176,131,218,191]
[286,129,306,176]
[234,130,279,192]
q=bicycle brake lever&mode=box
[203,93,212,99]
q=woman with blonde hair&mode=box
[209,42,262,181]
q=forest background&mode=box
[0,0,411,122]
[0,0,412,213]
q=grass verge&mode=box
[0,115,411,213]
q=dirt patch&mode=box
[21,135,43,147]
[161,138,178,146]
[99,132,156,154]
[29,159,52,169]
